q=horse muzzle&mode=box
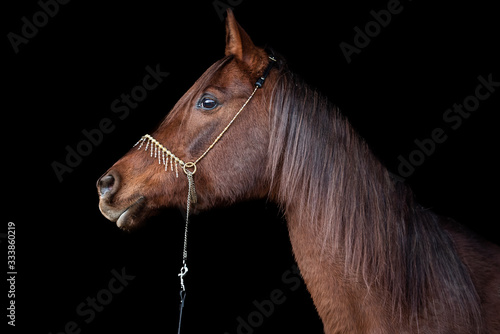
[97,170,147,230]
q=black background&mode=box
[4,0,499,333]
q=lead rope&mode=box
[177,169,196,334]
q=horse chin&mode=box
[100,196,147,231]
[117,197,148,231]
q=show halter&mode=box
[133,55,276,334]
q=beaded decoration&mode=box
[134,134,185,178]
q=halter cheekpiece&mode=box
[133,55,276,334]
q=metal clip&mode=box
[178,261,188,291]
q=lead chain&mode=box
[177,169,196,334]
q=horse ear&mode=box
[224,9,263,68]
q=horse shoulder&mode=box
[443,219,500,333]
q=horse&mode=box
[97,9,500,334]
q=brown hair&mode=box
[267,58,482,330]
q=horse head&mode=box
[97,10,274,230]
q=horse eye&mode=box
[197,96,219,110]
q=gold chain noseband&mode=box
[133,55,276,334]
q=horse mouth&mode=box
[100,196,146,231]
[116,196,146,230]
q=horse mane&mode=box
[266,56,483,330]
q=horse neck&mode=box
[266,71,482,332]
[267,74,401,282]
[274,116,401,332]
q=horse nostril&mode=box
[97,171,120,198]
